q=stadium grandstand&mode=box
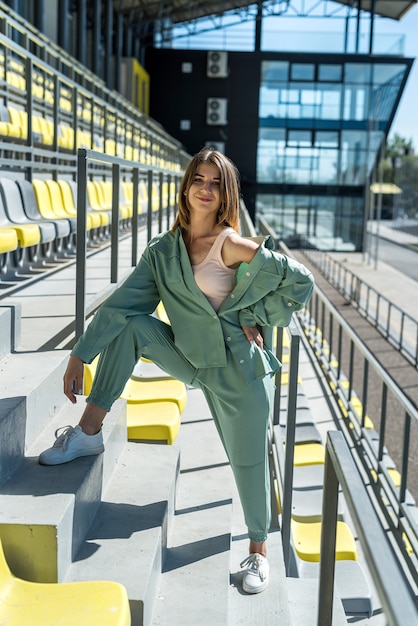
[0,1,417,624]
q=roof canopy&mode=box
[331,0,417,21]
[91,0,417,26]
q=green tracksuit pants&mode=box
[86,314,274,543]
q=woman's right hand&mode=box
[63,355,84,404]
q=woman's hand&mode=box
[242,326,263,349]
[63,355,85,404]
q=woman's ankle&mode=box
[79,404,107,435]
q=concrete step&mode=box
[229,527,292,626]
[0,396,126,582]
[152,387,234,625]
[65,442,180,626]
[286,577,348,626]
[0,349,70,459]
[0,302,21,358]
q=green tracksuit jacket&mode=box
[72,227,315,381]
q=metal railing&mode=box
[319,431,418,626]
[270,314,418,624]
[301,249,418,368]
[299,284,418,591]
[75,148,181,341]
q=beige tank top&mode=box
[192,227,237,312]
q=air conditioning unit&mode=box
[207,51,228,78]
[206,98,228,125]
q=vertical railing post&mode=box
[111,163,120,283]
[147,168,153,242]
[317,439,339,626]
[131,167,139,266]
[166,174,171,230]
[75,148,88,341]
[158,171,163,233]
[282,323,300,575]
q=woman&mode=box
[39,147,314,594]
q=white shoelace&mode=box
[240,553,267,581]
[52,425,76,451]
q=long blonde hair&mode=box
[172,147,241,232]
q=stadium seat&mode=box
[0,227,18,254]
[127,400,180,444]
[0,178,56,258]
[0,104,21,138]
[45,179,99,239]
[83,356,187,443]
[291,520,357,562]
[0,186,40,252]
[66,180,110,234]
[16,179,71,249]
[0,537,131,626]
[293,443,326,466]
[32,179,77,243]
[120,377,187,412]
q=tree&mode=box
[384,133,414,182]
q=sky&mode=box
[384,6,418,149]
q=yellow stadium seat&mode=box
[32,115,53,145]
[0,538,130,626]
[291,520,357,562]
[293,443,326,466]
[127,401,180,444]
[58,180,103,230]
[32,179,74,226]
[83,356,185,444]
[121,377,187,412]
[0,227,19,253]
[97,181,131,220]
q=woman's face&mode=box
[186,162,222,218]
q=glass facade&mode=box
[257,59,410,250]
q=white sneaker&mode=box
[240,553,270,594]
[39,425,104,465]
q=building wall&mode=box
[146,48,261,218]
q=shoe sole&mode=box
[38,446,104,466]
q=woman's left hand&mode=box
[242,325,263,349]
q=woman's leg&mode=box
[199,366,274,550]
[39,315,198,464]
[86,314,198,413]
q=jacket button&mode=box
[245,271,251,276]
[230,294,235,299]
[239,359,244,364]
[287,302,293,307]
[226,336,232,342]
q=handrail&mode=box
[319,431,418,626]
[301,248,418,368]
